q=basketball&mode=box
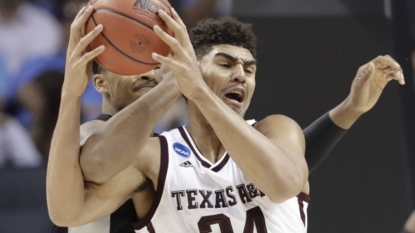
[84,0,173,75]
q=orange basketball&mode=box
[84,0,173,75]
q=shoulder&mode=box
[254,114,302,136]
[256,114,306,159]
[80,120,105,142]
[134,137,162,166]
[133,136,163,187]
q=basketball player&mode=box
[47,5,405,233]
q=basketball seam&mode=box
[95,8,153,31]
[91,14,159,66]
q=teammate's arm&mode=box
[46,6,168,225]
[46,5,105,225]
[304,55,405,172]
[79,62,181,183]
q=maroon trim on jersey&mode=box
[211,153,230,172]
[146,222,155,233]
[133,136,169,230]
[297,192,310,203]
[178,127,211,169]
[179,127,231,172]
[297,192,309,226]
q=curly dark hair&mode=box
[189,17,257,60]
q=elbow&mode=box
[49,216,71,227]
[49,209,82,227]
[267,175,307,204]
[47,193,88,227]
[268,189,303,204]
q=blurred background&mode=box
[0,0,414,232]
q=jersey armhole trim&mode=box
[297,192,309,227]
[297,192,310,203]
[133,135,169,230]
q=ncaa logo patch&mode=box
[173,143,191,158]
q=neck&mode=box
[101,98,119,116]
[186,102,226,164]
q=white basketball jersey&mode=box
[68,216,110,233]
[134,124,309,233]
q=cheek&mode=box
[247,79,256,96]
[203,70,229,90]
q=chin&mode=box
[229,104,245,116]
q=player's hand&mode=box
[150,8,207,100]
[346,55,404,113]
[63,5,105,97]
[154,59,175,83]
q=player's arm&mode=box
[50,135,161,226]
[55,165,143,227]
[185,92,308,202]
[191,112,307,203]
[304,55,404,172]
[79,63,181,183]
[403,210,415,233]
[46,5,105,225]
[152,10,307,203]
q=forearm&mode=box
[304,112,348,173]
[46,92,85,225]
[329,96,364,129]
[302,96,363,173]
[191,89,306,201]
[80,82,181,182]
[404,210,415,233]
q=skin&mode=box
[46,5,180,225]
[405,210,415,233]
[47,6,405,228]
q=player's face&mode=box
[104,67,159,110]
[199,44,257,116]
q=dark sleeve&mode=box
[303,112,348,173]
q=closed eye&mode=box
[220,63,231,68]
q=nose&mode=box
[138,68,157,81]
[230,64,247,84]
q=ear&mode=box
[93,74,109,94]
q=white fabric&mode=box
[136,122,308,233]
[68,216,111,233]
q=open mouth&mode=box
[224,90,245,103]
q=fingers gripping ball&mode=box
[84,0,173,75]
